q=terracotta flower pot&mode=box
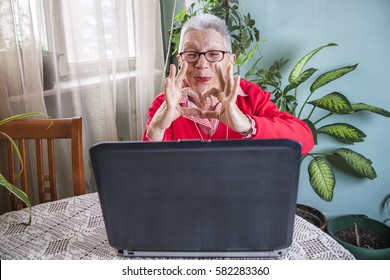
[327,215,390,260]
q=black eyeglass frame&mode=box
[179,50,231,63]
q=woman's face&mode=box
[177,29,236,94]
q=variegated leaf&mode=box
[336,148,377,179]
[284,68,318,94]
[0,174,31,225]
[308,157,335,202]
[289,43,337,83]
[352,103,390,117]
[310,64,358,93]
[0,132,24,173]
[317,123,366,143]
[308,92,354,114]
[0,112,44,125]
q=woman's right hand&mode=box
[146,62,200,140]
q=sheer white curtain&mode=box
[0,0,47,213]
[0,0,164,213]
[0,0,47,117]
[133,0,165,136]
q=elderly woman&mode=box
[142,13,314,154]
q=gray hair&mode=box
[178,13,232,53]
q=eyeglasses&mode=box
[179,50,231,63]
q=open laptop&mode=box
[90,139,301,258]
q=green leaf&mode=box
[317,123,366,143]
[174,8,188,21]
[241,45,257,65]
[352,103,390,117]
[0,132,24,174]
[284,68,318,94]
[231,34,240,41]
[0,112,44,125]
[310,64,358,92]
[308,92,354,114]
[336,148,377,179]
[254,29,260,41]
[289,43,337,83]
[308,157,335,202]
[0,174,31,225]
[284,68,318,93]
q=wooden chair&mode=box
[0,117,85,210]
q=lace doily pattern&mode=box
[0,193,354,260]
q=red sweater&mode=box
[142,79,314,154]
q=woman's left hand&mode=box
[200,63,252,134]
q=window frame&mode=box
[40,0,136,83]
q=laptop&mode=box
[90,139,301,258]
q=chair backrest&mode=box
[0,117,85,210]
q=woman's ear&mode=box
[229,54,236,65]
[177,54,182,68]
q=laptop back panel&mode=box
[90,139,301,257]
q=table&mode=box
[0,192,355,260]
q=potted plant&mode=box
[0,112,45,225]
[326,214,390,259]
[247,43,390,202]
[245,43,390,228]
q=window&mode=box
[29,0,137,85]
[2,0,138,92]
[61,0,135,63]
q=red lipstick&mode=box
[194,76,211,82]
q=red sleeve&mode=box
[141,93,173,141]
[238,80,314,155]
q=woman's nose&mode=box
[195,54,209,68]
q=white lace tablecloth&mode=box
[0,192,355,260]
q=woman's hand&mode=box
[200,63,252,134]
[146,62,201,140]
